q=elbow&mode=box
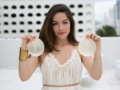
[91,71,102,81]
[20,78,29,82]
[94,77,101,81]
[94,75,102,81]
[19,74,30,82]
[19,76,30,82]
[91,73,102,81]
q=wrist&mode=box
[94,57,102,61]
[96,45,101,49]
[19,47,28,61]
[21,47,28,51]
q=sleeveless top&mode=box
[40,48,83,90]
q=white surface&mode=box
[1,37,120,68]
[0,68,120,90]
[115,60,120,79]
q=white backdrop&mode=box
[0,37,120,69]
[0,0,95,39]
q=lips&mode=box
[58,32,65,34]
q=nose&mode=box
[58,24,63,31]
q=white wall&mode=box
[0,37,120,69]
[0,0,95,38]
[101,37,120,68]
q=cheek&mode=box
[53,26,58,33]
[65,23,70,32]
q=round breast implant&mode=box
[78,38,96,56]
[27,38,44,57]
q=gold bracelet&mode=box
[94,57,102,61]
[19,47,28,61]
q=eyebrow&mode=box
[52,19,68,22]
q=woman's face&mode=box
[52,12,70,40]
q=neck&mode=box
[55,38,70,46]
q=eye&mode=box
[52,22,68,26]
[64,22,68,24]
[52,23,57,25]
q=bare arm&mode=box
[19,33,41,81]
[81,33,102,80]
[91,47,102,80]
[19,55,39,81]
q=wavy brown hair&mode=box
[39,4,79,52]
[28,4,79,60]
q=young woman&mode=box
[19,4,102,90]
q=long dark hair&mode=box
[40,4,79,52]
[28,4,79,60]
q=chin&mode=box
[58,36,68,40]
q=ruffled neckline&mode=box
[48,49,77,68]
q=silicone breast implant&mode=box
[78,38,96,56]
[27,38,44,56]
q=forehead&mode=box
[52,12,69,21]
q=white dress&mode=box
[40,49,83,90]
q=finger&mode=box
[24,35,28,40]
[88,33,93,39]
[21,36,27,40]
[91,34,95,39]
[28,33,37,39]
[26,34,32,41]
[95,36,98,41]
[95,36,100,41]
[86,32,94,39]
[94,36,97,41]
[86,33,91,38]
[28,33,34,39]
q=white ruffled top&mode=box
[40,49,83,90]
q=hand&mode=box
[85,32,101,48]
[21,33,37,50]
